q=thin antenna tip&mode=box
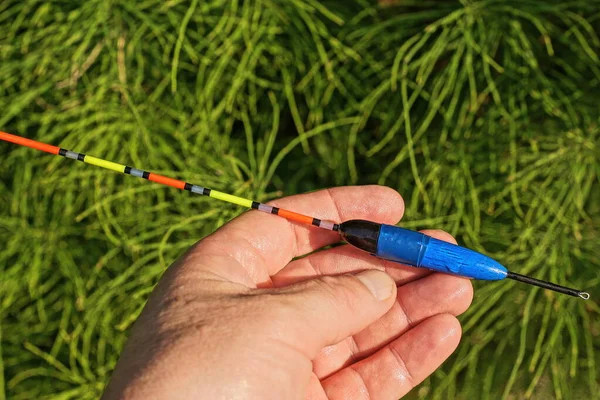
[579,292,590,300]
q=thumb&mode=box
[273,270,397,357]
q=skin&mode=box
[103,186,473,400]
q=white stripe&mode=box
[258,204,273,213]
[130,168,145,178]
[191,185,205,194]
[65,150,79,160]
[320,221,335,230]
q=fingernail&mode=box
[355,270,395,301]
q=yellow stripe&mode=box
[84,155,126,173]
[209,190,253,208]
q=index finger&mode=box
[186,186,404,286]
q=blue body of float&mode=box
[376,224,508,281]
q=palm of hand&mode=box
[103,187,473,400]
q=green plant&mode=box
[1,1,598,398]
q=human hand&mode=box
[103,186,473,400]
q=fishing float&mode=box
[0,131,590,300]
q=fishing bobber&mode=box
[0,131,590,300]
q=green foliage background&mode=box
[1,0,599,398]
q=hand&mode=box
[103,186,473,400]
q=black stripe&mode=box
[332,224,340,231]
[271,207,279,215]
[184,183,192,191]
[77,153,85,161]
[312,218,321,227]
[203,188,211,196]
[251,201,260,209]
[58,148,67,156]
[124,166,132,174]
[142,171,150,179]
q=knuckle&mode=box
[462,279,474,303]
[453,278,474,314]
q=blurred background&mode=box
[1,0,599,398]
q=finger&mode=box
[420,229,457,245]
[270,229,467,379]
[269,270,397,358]
[313,273,472,378]
[305,373,328,400]
[183,186,404,287]
[272,229,457,287]
[322,314,462,400]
